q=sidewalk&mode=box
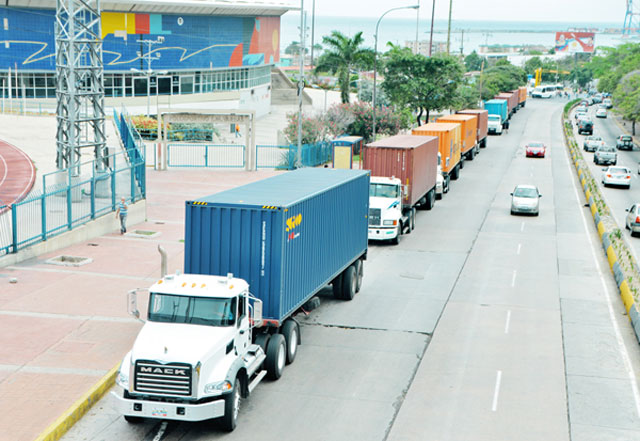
[0,167,282,441]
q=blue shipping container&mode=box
[184,168,370,323]
[484,99,508,122]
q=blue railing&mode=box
[0,148,145,257]
[114,108,147,198]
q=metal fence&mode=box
[166,143,245,168]
[0,110,146,257]
[0,99,56,115]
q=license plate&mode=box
[152,408,168,417]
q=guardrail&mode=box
[563,99,640,342]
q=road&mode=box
[60,98,640,441]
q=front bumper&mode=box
[488,127,502,134]
[112,391,225,422]
[368,226,397,241]
[511,204,539,214]
[436,181,443,196]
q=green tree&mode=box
[589,43,640,93]
[478,64,527,101]
[454,83,481,110]
[464,51,485,72]
[382,46,464,125]
[614,71,640,135]
[314,31,375,103]
[284,41,305,56]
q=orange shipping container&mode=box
[436,114,478,159]
[412,122,461,179]
[457,109,488,148]
[518,86,527,107]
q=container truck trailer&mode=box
[495,92,518,117]
[412,123,461,188]
[437,114,479,161]
[517,86,527,108]
[113,168,370,431]
[484,99,508,135]
[457,109,488,148]
[363,135,439,244]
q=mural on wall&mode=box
[0,7,280,71]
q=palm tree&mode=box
[314,31,374,104]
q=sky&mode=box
[282,0,626,24]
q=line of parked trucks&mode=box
[112,86,528,432]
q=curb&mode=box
[563,104,640,346]
[34,364,119,441]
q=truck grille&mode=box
[369,208,381,226]
[134,360,192,397]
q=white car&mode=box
[596,108,607,118]
[574,109,588,120]
[602,166,631,189]
[584,136,605,152]
[625,204,640,236]
[510,184,541,216]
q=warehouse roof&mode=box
[2,0,297,16]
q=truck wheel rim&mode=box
[278,342,286,371]
[289,328,298,356]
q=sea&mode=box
[280,14,632,57]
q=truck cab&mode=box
[488,114,503,134]
[113,273,285,431]
[368,176,405,244]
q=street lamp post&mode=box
[373,5,419,140]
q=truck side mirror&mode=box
[252,299,263,327]
[127,289,140,320]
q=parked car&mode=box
[625,204,640,236]
[617,135,634,150]
[596,108,607,118]
[525,142,546,158]
[584,136,605,152]
[510,184,541,216]
[578,118,593,135]
[602,166,631,188]
[594,145,617,166]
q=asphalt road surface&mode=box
[61,98,640,441]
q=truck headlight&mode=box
[116,370,129,389]
[204,380,232,394]
[383,220,397,226]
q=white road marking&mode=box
[504,310,512,334]
[517,243,522,255]
[153,421,168,441]
[0,153,7,189]
[565,140,640,418]
[520,221,525,232]
[492,370,503,412]
[511,270,517,287]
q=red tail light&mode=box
[607,174,612,178]
[636,216,640,223]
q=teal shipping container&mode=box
[184,168,370,324]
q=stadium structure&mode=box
[0,0,296,115]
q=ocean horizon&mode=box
[280,15,631,56]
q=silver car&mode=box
[584,136,605,152]
[594,145,617,166]
[625,204,640,236]
[602,166,631,188]
[510,184,541,216]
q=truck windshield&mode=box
[148,293,236,327]
[370,183,400,198]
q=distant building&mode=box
[404,40,447,56]
[479,44,552,55]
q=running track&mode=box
[0,139,35,210]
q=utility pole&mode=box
[296,0,305,168]
[460,29,464,55]
[414,0,420,54]
[446,0,453,55]
[310,0,316,67]
[428,0,436,56]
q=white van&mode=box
[531,85,556,99]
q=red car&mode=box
[525,142,546,158]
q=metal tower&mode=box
[623,0,640,36]
[55,0,106,175]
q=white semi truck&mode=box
[113,169,370,431]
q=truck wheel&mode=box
[221,377,241,432]
[255,332,270,354]
[281,319,299,364]
[460,158,465,169]
[265,334,286,380]
[426,189,435,210]
[410,208,416,231]
[355,260,364,293]
[341,265,357,301]
[451,164,460,180]
[332,273,343,300]
[444,176,450,193]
